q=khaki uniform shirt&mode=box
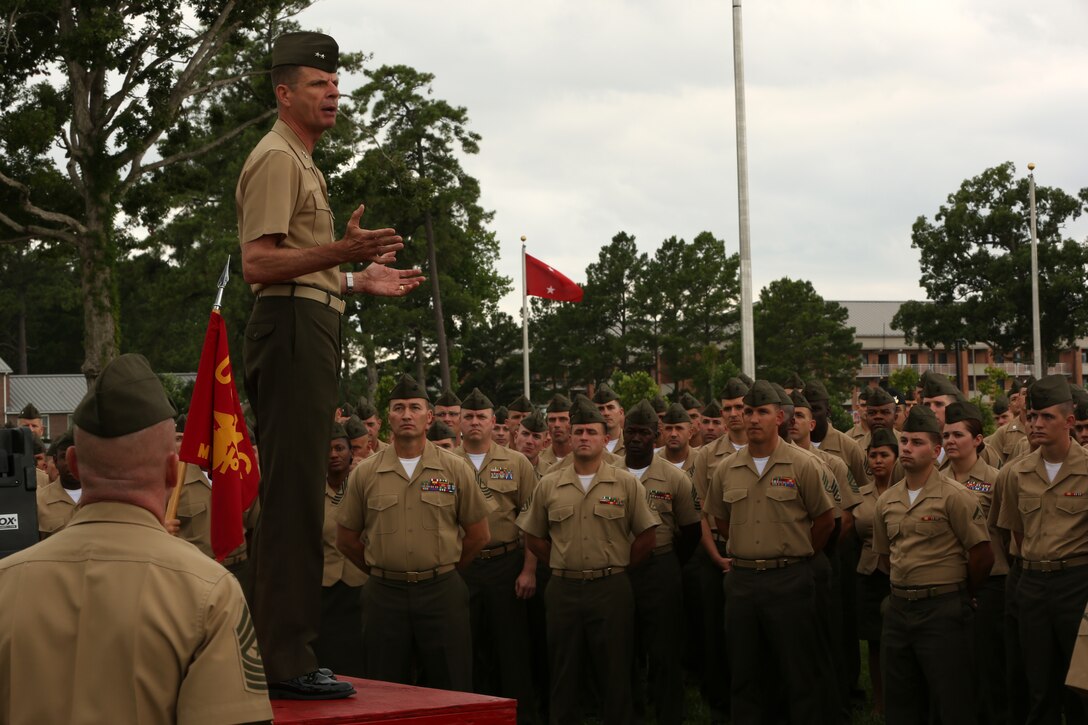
[545,449,622,475]
[454,443,538,547]
[323,481,367,587]
[655,447,697,479]
[948,457,1008,575]
[692,435,745,505]
[873,469,990,587]
[0,502,273,724]
[812,426,869,491]
[516,461,660,570]
[337,442,494,571]
[847,423,868,442]
[35,481,78,538]
[812,446,863,513]
[997,441,1088,562]
[538,446,562,471]
[853,484,890,575]
[606,432,626,457]
[988,453,1028,560]
[175,465,254,565]
[1067,606,1088,695]
[236,118,339,295]
[627,457,701,549]
[986,418,1028,464]
[702,441,834,559]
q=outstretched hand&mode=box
[341,204,404,263]
[359,263,426,297]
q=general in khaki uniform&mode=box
[517,399,659,725]
[0,354,273,725]
[336,375,493,692]
[702,380,835,725]
[873,405,992,725]
[998,375,1088,725]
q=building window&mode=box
[897,353,907,366]
[938,352,948,365]
[909,353,918,365]
[878,353,889,366]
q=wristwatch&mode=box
[345,271,354,294]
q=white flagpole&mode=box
[521,236,530,399]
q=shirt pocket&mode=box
[421,491,455,530]
[886,522,902,540]
[1056,496,1088,515]
[723,487,749,524]
[311,189,335,244]
[915,520,951,537]
[593,503,627,542]
[176,501,208,536]
[766,485,801,523]
[368,493,399,534]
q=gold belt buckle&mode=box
[755,559,768,572]
[405,570,423,583]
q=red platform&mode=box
[271,677,516,724]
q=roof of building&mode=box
[5,372,197,415]
[836,300,913,337]
[0,356,11,374]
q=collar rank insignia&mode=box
[1064,491,1086,497]
[770,477,797,488]
[599,495,624,506]
[422,478,455,494]
[489,467,514,480]
[963,480,992,493]
[648,490,673,502]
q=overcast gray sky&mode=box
[298,0,1088,313]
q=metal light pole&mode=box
[732,0,756,377]
[521,235,531,399]
[1028,163,1043,378]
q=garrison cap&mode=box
[738,372,754,387]
[356,398,378,420]
[507,394,534,413]
[546,394,573,414]
[1027,374,1073,410]
[461,388,494,411]
[702,400,724,418]
[570,397,606,426]
[992,396,1010,416]
[743,380,781,408]
[18,403,40,419]
[339,402,355,418]
[922,374,962,400]
[944,401,982,425]
[1073,387,1088,421]
[721,377,749,400]
[858,387,872,403]
[867,386,895,407]
[625,399,660,429]
[591,384,620,405]
[789,390,811,410]
[331,421,350,442]
[679,392,702,410]
[390,374,429,401]
[784,372,805,389]
[803,380,829,403]
[887,387,906,405]
[770,383,792,407]
[495,406,509,425]
[47,429,74,458]
[868,427,899,451]
[174,413,187,433]
[1011,376,1037,395]
[344,415,367,439]
[271,31,339,73]
[650,395,668,414]
[662,403,692,424]
[427,420,456,442]
[32,435,45,455]
[434,388,461,407]
[903,404,941,434]
[520,411,547,433]
[73,354,177,438]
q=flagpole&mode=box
[521,236,530,399]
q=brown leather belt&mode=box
[369,564,455,583]
[477,540,519,560]
[732,557,807,571]
[1021,555,1088,572]
[891,583,963,600]
[257,284,345,314]
[652,543,674,556]
[551,566,626,581]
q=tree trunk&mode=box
[414,328,426,385]
[16,298,27,374]
[77,227,119,381]
[423,210,451,390]
[364,338,379,399]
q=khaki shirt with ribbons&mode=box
[236,118,339,295]
[873,469,989,587]
[853,484,890,575]
[516,461,660,570]
[702,441,834,559]
[337,442,494,571]
[324,481,367,587]
[813,426,869,490]
[35,481,77,538]
[455,443,538,547]
[949,456,1008,575]
[628,457,701,549]
[997,441,1088,562]
[0,502,273,724]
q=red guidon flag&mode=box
[179,310,259,561]
[526,253,584,302]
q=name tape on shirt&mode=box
[489,466,514,481]
[770,477,797,488]
[599,496,625,507]
[422,478,456,494]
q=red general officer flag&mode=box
[179,310,260,561]
[526,253,584,302]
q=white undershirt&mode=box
[811,440,822,449]
[606,439,619,453]
[399,456,422,479]
[65,488,82,504]
[627,466,649,480]
[653,446,665,455]
[1044,460,1063,483]
[577,474,595,492]
[731,440,747,452]
[936,448,947,466]
[671,459,686,470]
[467,452,487,471]
[752,456,769,476]
[908,488,922,505]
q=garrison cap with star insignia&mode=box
[1011,375,1037,395]
[507,394,534,413]
[868,427,899,451]
[625,399,660,429]
[271,31,339,73]
[570,397,607,426]
[339,402,355,418]
[743,380,781,408]
[662,403,692,424]
[679,392,702,410]
[702,399,724,418]
[344,415,367,439]
[546,394,572,414]
[944,401,982,425]
[867,386,895,407]
[461,387,494,411]
[803,380,829,403]
[1027,374,1073,410]
[73,354,177,438]
[789,390,811,410]
[651,395,668,414]
[992,396,1010,416]
[922,374,963,400]
[903,404,941,434]
[427,420,457,442]
[494,406,509,425]
[721,377,749,400]
[784,372,805,389]
[390,373,429,401]
[331,421,350,442]
[770,383,792,407]
[591,384,620,405]
[737,372,754,387]
[520,411,547,433]
[886,387,905,405]
[18,403,40,419]
[434,388,461,407]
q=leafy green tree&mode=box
[888,367,920,400]
[977,365,1011,401]
[613,371,661,411]
[893,162,1088,363]
[0,241,82,373]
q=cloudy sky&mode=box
[299,0,1088,313]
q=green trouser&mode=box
[314,581,365,678]
[361,570,473,692]
[1005,562,1029,724]
[838,532,862,693]
[243,296,340,682]
[691,543,729,718]
[546,573,634,725]
[974,575,1008,725]
[881,589,975,725]
[813,550,844,722]
[527,561,551,720]
[461,550,538,722]
[629,551,685,725]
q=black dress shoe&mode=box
[316,667,336,679]
[269,670,356,700]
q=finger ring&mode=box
[399,284,405,290]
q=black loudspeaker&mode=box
[0,427,40,558]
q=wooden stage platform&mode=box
[271,677,516,724]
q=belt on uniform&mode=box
[1021,554,1088,572]
[257,284,345,314]
[477,540,520,560]
[551,566,626,581]
[890,583,963,601]
[731,556,807,571]
[369,564,455,583]
[652,543,674,556]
